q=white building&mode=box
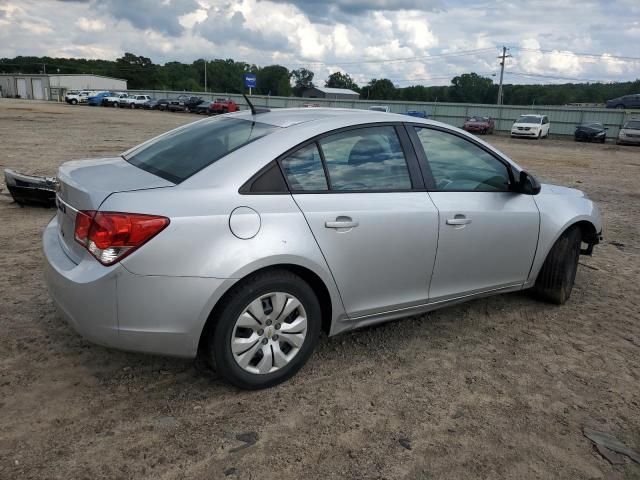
[0,74,127,100]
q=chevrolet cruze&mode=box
[44,108,602,389]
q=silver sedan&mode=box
[43,108,602,389]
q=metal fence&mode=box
[129,89,640,137]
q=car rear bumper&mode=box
[43,216,233,358]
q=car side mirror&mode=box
[517,170,541,195]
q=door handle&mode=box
[446,216,472,226]
[325,217,359,229]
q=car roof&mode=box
[229,107,429,128]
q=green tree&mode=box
[290,68,315,96]
[113,52,160,89]
[450,72,495,103]
[257,65,291,96]
[360,78,396,100]
[325,72,359,92]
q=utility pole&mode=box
[497,46,511,105]
[203,59,207,92]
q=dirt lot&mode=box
[1,99,639,480]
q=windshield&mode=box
[124,117,280,183]
[516,116,542,124]
[623,121,640,130]
[580,122,603,128]
[468,117,489,122]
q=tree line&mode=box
[1,53,638,105]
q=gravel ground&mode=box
[1,99,639,480]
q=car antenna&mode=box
[242,93,270,115]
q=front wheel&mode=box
[113,102,119,108]
[533,226,582,304]
[70,99,78,105]
[207,270,321,389]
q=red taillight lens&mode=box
[74,211,169,266]
[74,210,95,246]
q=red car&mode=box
[463,116,495,134]
[209,98,240,114]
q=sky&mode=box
[0,0,639,87]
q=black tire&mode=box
[537,131,542,140]
[533,226,581,305]
[130,103,135,109]
[207,270,321,389]
[113,102,119,108]
[70,99,78,105]
[159,105,165,111]
[616,104,625,109]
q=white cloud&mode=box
[0,0,638,87]
[76,17,106,32]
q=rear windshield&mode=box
[124,117,280,183]
[468,116,489,122]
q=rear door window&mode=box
[318,126,412,191]
[124,118,280,183]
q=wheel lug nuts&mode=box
[261,338,268,345]
[275,323,281,330]
[266,320,272,326]
[272,334,279,341]
[257,329,264,336]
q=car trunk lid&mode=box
[56,157,173,263]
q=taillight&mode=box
[74,211,169,266]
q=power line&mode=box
[281,47,498,67]
[506,71,610,83]
[509,46,640,62]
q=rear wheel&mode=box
[616,104,625,109]
[207,270,321,389]
[533,226,582,305]
[70,99,78,105]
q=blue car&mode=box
[406,110,429,119]
[87,92,113,106]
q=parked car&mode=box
[463,116,495,134]
[87,92,113,106]
[510,114,550,139]
[121,95,152,109]
[44,108,602,389]
[368,105,390,113]
[209,98,240,115]
[144,98,170,110]
[616,119,640,145]
[191,100,212,115]
[167,95,202,112]
[102,92,129,107]
[406,110,428,119]
[574,122,607,143]
[606,94,640,109]
[65,90,93,105]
